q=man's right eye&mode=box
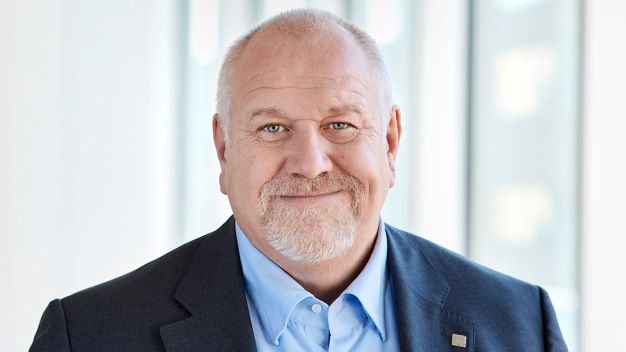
[263,124,284,133]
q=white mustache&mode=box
[259,173,362,198]
[258,173,363,215]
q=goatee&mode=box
[258,173,363,263]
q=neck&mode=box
[290,247,375,304]
[266,220,380,305]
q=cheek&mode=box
[334,142,390,192]
[227,149,283,200]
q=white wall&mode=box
[581,1,626,350]
[0,1,181,350]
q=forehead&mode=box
[230,24,375,111]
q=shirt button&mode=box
[311,303,322,313]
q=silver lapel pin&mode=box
[451,333,467,348]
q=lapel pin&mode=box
[451,334,467,348]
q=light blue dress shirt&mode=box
[235,217,400,351]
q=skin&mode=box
[212,22,402,304]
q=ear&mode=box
[212,113,228,195]
[385,105,402,188]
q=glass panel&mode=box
[349,0,419,232]
[181,0,261,240]
[470,0,579,350]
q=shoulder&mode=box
[385,224,546,318]
[64,234,203,308]
[386,223,534,290]
[57,234,204,345]
[30,236,206,350]
[385,224,567,350]
[64,217,236,307]
[54,218,237,347]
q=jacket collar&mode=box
[159,217,257,352]
[158,217,475,352]
[386,223,475,352]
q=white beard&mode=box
[259,173,363,263]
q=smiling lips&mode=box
[278,190,344,204]
[259,173,363,210]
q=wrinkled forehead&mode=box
[231,24,375,100]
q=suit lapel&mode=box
[158,218,476,351]
[160,217,256,352]
[386,225,475,352]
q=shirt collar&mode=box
[235,215,389,344]
[341,215,389,341]
[236,223,311,345]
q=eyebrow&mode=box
[247,104,366,121]
[248,107,288,121]
[327,104,365,117]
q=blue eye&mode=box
[263,124,284,133]
[330,122,349,130]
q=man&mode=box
[31,8,567,351]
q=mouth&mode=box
[278,190,343,205]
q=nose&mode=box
[284,128,333,178]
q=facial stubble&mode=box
[259,173,364,263]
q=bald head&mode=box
[216,8,393,142]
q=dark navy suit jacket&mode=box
[30,217,568,351]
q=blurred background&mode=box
[1,0,624,350]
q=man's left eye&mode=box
[263,124,284,133]
[329,122,349,130]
